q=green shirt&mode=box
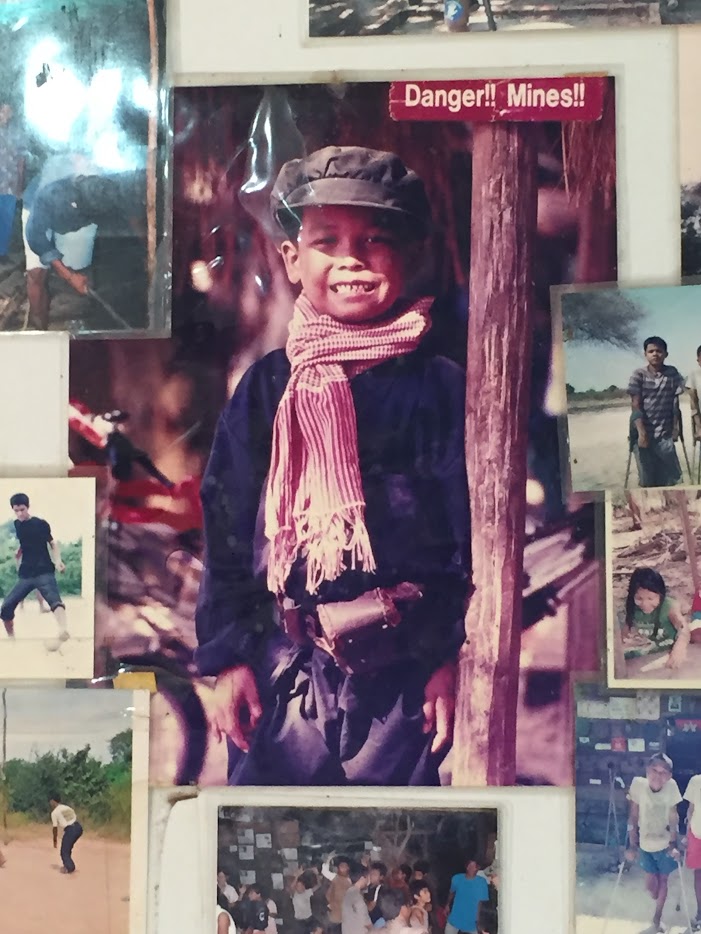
[623,595,678,658]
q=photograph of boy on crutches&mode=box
[559,283,701,494]
[626,753,683,934]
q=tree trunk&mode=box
[452,122,538,786]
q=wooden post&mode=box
[452,122,538,786]
[676,490,701,594]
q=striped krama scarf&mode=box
[265,293,433,595]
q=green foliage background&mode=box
[0,520,82,597]
[0,729,132,839]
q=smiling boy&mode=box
[195,146,471,786]
[628,336,685,488]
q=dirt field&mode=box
[0,829,130,934]
[0,595,94,680]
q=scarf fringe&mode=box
[267,507,378,595]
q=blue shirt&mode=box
[194,345,471,679]
[447,873,489,933]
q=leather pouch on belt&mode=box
[314,583,422,676]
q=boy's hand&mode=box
[423,661,456,753]
[624,848,637,863]
[56,560,66,573]
[637,428,649,449]
[211,664,262,752]
[668,845,681,861]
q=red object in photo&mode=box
[611,736,627,752]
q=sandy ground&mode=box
[0,830,130,934]
[577,848,699,934]
[0,595,94,679]
[568,399,698,493]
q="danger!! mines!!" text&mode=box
[389,77,606,123]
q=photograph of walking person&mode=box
[216,805,498,934]
[0,477,95,679]
[0,0,167,333]
[70,77,615,789]
[607,487,701,688]
[575,685,701,934]
[556,283,701,494]
[0,687,147,934]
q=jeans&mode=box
[0,194,17,255]
[60,821,83,873]
[0,573,64,621]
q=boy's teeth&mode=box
[336,283,371,293]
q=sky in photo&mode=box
[563,284,701,392]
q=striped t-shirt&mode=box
[628,364,685,439]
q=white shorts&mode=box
[22,207,97,272]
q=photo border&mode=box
[605,485,701,691]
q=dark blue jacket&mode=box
[194,346,471,678]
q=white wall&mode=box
[4,5,682,932]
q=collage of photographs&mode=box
[1,1,700,934]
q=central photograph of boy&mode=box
[69,79,616,787]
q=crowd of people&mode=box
[216,853,498,934]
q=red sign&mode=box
[389,76,606,123]
[611,736,627,752]
[676,719,701,732]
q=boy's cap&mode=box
[647,752,673,772]
[271,146,430,236]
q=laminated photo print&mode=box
[606,486,701,689]
[553,282,701,494]
[680,25,701,279]
[0,686,150,934]
[574,683,701,934]
[0,0,168,334]
[69,76,616,788]
[0,476,96,679]
[308,0,699,37]
[154,794,499,934]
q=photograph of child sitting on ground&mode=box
[216,805,498,934]
[607,487,701,688]
[556,283,701,494]
[575,684,701,934]
[0,687,140,934]
[0,477,95,679]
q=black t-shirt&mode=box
[15,516,54,578]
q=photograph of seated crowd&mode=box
[216,808,498,934]
[308,0,700,38]
[0,0,165,333]
[68,80,616,788]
